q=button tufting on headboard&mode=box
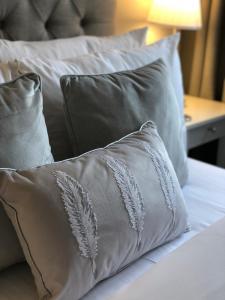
[0,0,116,41]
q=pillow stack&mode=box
[0,28,148,272]
[14,32,186,166]
[0,121,189,300]
[0,27,190,299]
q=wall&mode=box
[115,0,171,43]
[223,81,225,102]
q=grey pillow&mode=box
[0,73,54,271]
[0,73,54,169]
[61,59,188,186]
[0,121,189,300]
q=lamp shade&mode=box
[148,0,202,30]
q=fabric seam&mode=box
[61,83,82,154]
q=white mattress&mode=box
[0,159,224,300]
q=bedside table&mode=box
[185,95,225,167]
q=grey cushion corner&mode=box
[0,72,54,170]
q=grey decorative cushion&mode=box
[0,121,189,300]
[0,73,54,169]
[0,73,54,271]
[61,59,188,186]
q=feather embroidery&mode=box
[55,171,98,276]
[143,142,176,223]
[105,155,145,250]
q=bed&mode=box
[0,1,224,300]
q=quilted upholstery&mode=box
[0,0,116,41]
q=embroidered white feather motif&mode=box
[106,156,145,249]
[55,171,98,276]
[143,142,176,222]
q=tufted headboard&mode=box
[0,0,116,41]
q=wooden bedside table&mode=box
[185,95,225,167]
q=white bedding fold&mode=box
[108,217,225,300]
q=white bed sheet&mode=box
[0,158,224,300]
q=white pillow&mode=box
[0,28,147,62]
[14,33,184,161]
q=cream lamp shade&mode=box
[148,0,202,30]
